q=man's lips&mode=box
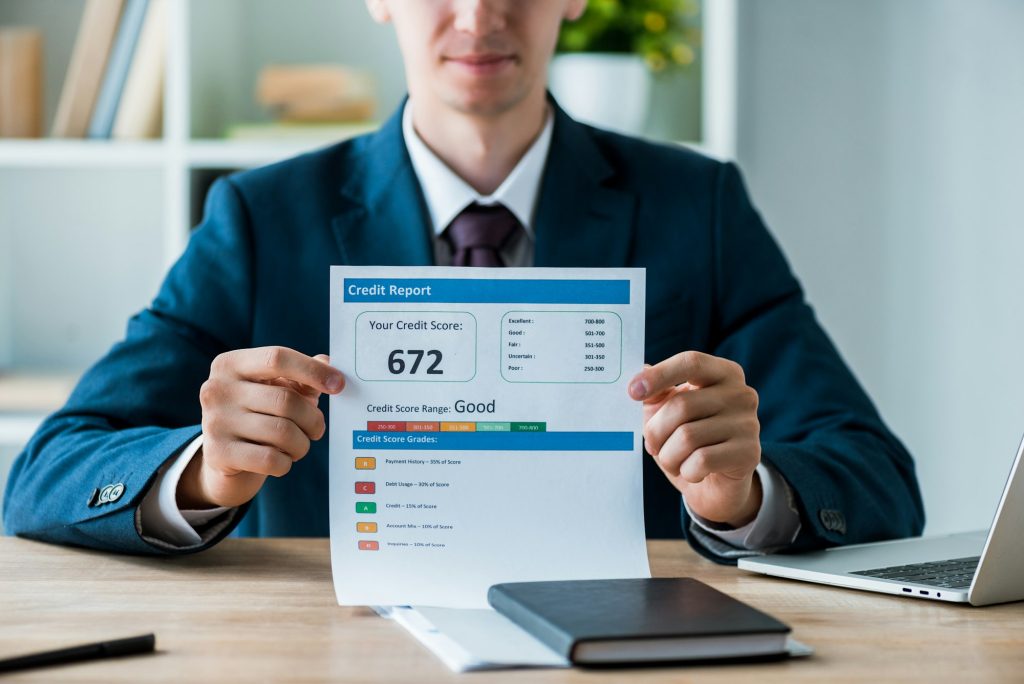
[443,53,516,74]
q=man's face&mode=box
[367,0,586,117]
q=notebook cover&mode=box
[488,578,790,663]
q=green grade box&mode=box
[476,422,511,432]
[355,502,377,514]
[511,422,546,432]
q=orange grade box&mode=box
[355,457,376,470]
[440,422,476,432]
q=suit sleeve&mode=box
[2,177,255,554]
[681,162,926,563]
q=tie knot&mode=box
[445,203,521,267]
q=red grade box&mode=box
[355,481,375,494]
[358,541,379,551]
[367,421,406,432]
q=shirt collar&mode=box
[402,100,553,238]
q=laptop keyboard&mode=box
[851,556,980,589]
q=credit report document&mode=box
[329,266,650,608]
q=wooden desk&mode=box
[1,537,1022,682]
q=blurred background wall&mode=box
[734,0,1024,535]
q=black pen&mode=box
[0,633,155,674]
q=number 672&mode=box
[388,349,444,375]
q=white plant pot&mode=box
[548,53,652,136]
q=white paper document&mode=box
[379,606,570,672]
[329,266,650,608]
[379,606,814,673]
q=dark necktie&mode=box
[444,203,522,267]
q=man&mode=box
[3,0,924,561]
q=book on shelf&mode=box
[112,0,166,139]
[51,0,126,138]
[257,65,376,123]
[0,28,44,138]
[87,0,150,139]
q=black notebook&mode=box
[487,578,791,665]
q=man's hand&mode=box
[178,347,345,509]
[628,351,762,527]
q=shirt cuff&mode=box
[138,435,233,547]
[683,461,802,551]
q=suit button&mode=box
[87,488,100,507]
[819,509,847,535]
[98,485,114,504]
[93,483,126,506]
[107,483,125,503]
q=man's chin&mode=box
[441,87,530,119]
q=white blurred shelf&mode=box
[186,137,368,169]
[0,137,374,170]
[0,140,168,168]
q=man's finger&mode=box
[628,351,740,401]
[231,412,311,461]
[263,377,322,408]
[676,441,752,484]
[218,346,345,394]
[243,383,325,440]
[220,441,294,478]
[642,387,728,455]
[651,416,735,472]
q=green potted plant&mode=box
[550,0,701,136]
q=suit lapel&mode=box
[331,103,435,266]
[533,103,637,268]
[332,99,637,269]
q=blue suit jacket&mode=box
[3,101,925,560]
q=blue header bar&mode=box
[352,431,635,451]
[343,278,630,304]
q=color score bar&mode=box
[366,421,546,433]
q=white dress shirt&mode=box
[138,99,802,552]
[402,102,549,265]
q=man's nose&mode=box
[452,0,507,36]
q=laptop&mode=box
[738,434,1024,606]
